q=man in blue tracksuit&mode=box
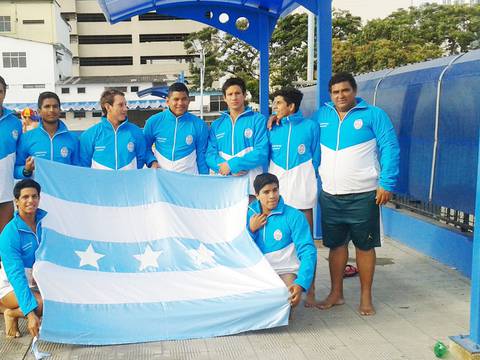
[313,72,400,316]
[206,77,269,195]
[268,87,320,307]
[14,92,79,179]
[79,89,146,170]
[0,179,45,338]
[0,76,22,234]
[247,173,317,308]
[143,82,209,174]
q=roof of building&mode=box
[59,75,169,85]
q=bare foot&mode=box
[304,291,318,308]
[358,303,376,316]
[4,309,21,338]
[318,294,345,310]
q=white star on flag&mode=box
[75,244,105,270]
[134,245,163,271]
[188,243,215,266]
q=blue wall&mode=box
[382,207,473,278]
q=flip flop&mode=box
[344,264,358,278]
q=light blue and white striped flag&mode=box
[33,158,290,345]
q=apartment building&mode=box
[0,0,72,102]
[57,0,205,80]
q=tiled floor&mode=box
[0,238,470,359]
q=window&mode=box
[138,13,179,21]
[210,95,227,111]
[79,35,132,44]
[61,88,70,94]
[23,84,45,89]
[105,86,127,92]
[140,55,196,64]
[22,20,45,24]
[77,13,106,22]
[77,13,130,22]
[73,111,86,118]
[92,111,102,117]
[139,33,188,43]
[3,52,27,68]
[189,96,196,102]
[80,57,133,66]
[77,87,86,94]
[0,16,11,32]
[130,86,139,92]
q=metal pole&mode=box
[470,130,480,343]
[259,15,270,117]
[316,0,332,106]
[307,11,315,82]
[200,48,205,120]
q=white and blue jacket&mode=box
[247,197,317,291]
[268,111,320,209]
[313,98,400,195]
[0,209,47,316]
[79,117,146,170]
[143,109,209,174]
[14,120,79,179]
[0,108,22,203]
[206,107,268,194]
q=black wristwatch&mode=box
[22,168,33,177]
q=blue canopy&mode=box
[96,0,332,116]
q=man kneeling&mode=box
[0,179,45,338]
[247,173,317,308]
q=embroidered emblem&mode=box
[11,129,18,140]
[354,119,363,130]
[297,144,306,155]
[244,128,253,139]
[60,146,69,158]
[127,141,135,152]
[186,135,193,145]
[273,229,283,241]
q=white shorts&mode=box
[0,265,37,300]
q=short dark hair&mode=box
[38,91,61,109]
[0,76,7,92]
[14,179,41,200]
[168,82,189,97]
[100,89,124,116]
[253,173,279,194]
[272,88,303,113]
[222,77,246,95]
[328,72,357,92]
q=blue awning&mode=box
[4,99,166,111]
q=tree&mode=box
[184,4,480,94]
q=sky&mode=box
[332,0,417,20]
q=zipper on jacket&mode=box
[40,125,67,161]
[286,120,292,170]
[172,117,179,164]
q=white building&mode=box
[0,0,72,103]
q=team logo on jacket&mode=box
[127,141,135,152]
[185,135,193,145]
[297,144,306,155]
[273,229,283,241]
[60,146,69,158]
[354,119,363,130]
[244,128,253,139]
[11,129,18,140]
